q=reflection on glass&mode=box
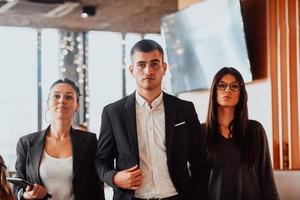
[162,0,252,94]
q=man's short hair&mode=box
[130,39,164,61]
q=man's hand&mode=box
[113,165,142,190]
[23,184,48,199]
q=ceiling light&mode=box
[81,6,96,17]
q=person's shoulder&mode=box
[248,119,265,130]
[19,130,42,141]
[104,93,134,110]
[247,120,268,143]
[163,92,193,106]
[17,130,44,147]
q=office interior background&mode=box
[0,0,299,199]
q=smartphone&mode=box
[6,177,33,189]
[7,177,52,198]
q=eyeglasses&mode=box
[216,81,241,92]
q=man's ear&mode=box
[163,62,167,75]
[129,65,134,77]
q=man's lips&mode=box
[143,77,155,80]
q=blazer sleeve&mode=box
[95,106,119,188]
[187,102,205,199]
[87,134,105,200]
[14,137,28,200]
[255,122,279,200]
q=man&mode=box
[96,39,203,200]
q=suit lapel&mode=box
[123,92,139,164]
[164,92,177,158]
[28,127,48,184]
[71,128,88,176]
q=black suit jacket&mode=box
[13,126,105,200]
[96,92,203,200]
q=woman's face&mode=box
[216,74,241,108]
[47,83,79,121]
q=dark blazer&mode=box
[13,126,105,200]
[96,92,204,200]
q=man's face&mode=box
[129,50,166,92]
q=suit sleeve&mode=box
[95,106,119,188]
[256,122,279,200]
[88,134,105,200]
[14,137,28,200]
[187,102,205,200]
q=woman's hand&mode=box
[23,184,48,200]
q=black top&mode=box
[201,120,279,200]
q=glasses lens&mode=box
[217,82,241,91]
[217,82,227,90]
[230,83,241,91]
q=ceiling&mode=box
[0,0,178,33]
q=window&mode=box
[0,27,37,170]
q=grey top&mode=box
[203,120,279,200]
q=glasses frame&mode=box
[216,81,242,92]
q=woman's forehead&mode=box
[50,83,76,93]
[220,74,238,82]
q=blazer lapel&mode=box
[164,92,177,158]
[28,127,48,184]
[71,128,88,176]
[123,92,139,164]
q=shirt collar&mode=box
[135,91,163,110]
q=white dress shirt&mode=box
[134,92,177,199]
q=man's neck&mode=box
[136,88,162,106]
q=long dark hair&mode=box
[205,67,256,165]
[0,155,14,200]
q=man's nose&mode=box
[144,65,153,75]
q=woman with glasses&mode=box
[13,78,104,200]
[202,67,279,200]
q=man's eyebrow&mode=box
[150,59,160,62]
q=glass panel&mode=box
[41,28,60,129]
[0,27,37,170]
[162,0,252,94]
[88,31,123,134]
